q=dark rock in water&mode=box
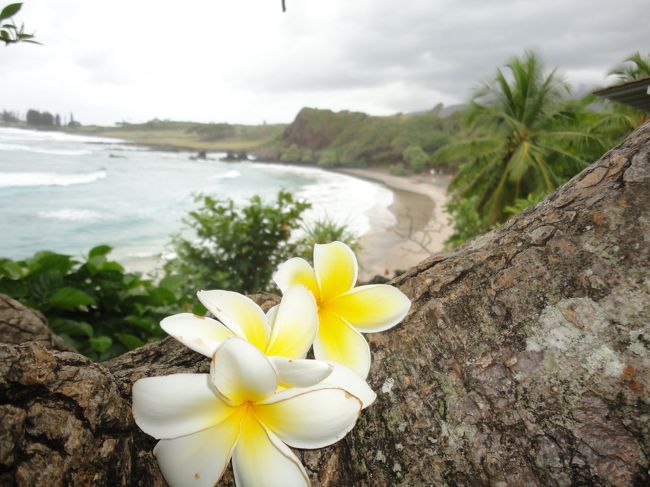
[189,150,208,161]
[220,150,248,162]
[108,154,126,159]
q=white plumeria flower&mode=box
[133,337,362,487]
[274,241,411,379]
[161,283,376,408]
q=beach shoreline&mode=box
[3,125,453,280]
[335,167,453,281]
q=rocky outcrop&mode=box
[281,107,367,151]
[0,294,72,352]
[1,124,649,486]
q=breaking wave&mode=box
[0,170,107,188]
[38,209,104,222]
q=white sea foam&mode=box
[38,209,104,222]
[0,170,107,188]
[0,142,92,156]
[0,127,122,144]
[211,169,240,180]
[250,161,395,237]
[301,171,394,236]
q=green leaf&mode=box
[159,274,184,292]
[0,260,23,279]
[50,318,93,337]
[0,3,22,22]
[124,315,158,334]
[100,261,125,273]
[115,333,145,350]
[27,270,64,306]
[148,286,176,305]
[48,287,95,310]
[90,336,112,353]
[86,255,107,274]
[89,245,112,258]
[28,252,76,275]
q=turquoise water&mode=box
[0,127,393,268]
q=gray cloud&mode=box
[242,0,648,101]
[1,0,647,124]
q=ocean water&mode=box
[0,127,394,269]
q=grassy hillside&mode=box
[262,106,462,170]
[73,119,286,152]
[62,107,461,170]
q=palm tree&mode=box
[438,51,604,226]
[608,52,650,82]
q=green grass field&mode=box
[72,120,286,152]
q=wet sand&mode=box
[337,168,453,281]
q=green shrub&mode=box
[505,193,545,216]
[388,163,409,176]
[0,246,180,360]
[300,148,314,163]
[444,196,486,249]
[280,144,302,162]
[296,217,361,261]
[164,191,310,297]
[318,148,338,167]
[402,145,430,172]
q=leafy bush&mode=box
[280,144,302,162]
[300,148,314,163]
[504,193,545,216]
[0,246,180,360]
[318,148,338,167]
[444,196,485,249]
[164,191,310,297]
[388,163,409,176]
[296,218,361,261]
[402,145,430,172]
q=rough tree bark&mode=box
[1,123,649,486]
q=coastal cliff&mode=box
[1,122,649,486]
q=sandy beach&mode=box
[337,168,453,281]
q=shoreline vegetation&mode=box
[2,107,458,281]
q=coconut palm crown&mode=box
[438,51,601,225]
[608,51,650,82]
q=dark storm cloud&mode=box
[243,0,648,103]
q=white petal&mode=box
[273,257,319,298]
[210,337,277,405]
[314,310,372,379]
[269,356,333,388]
[327,284,411,332]
[321,362,376,409]
[266,304,279,330]
[256,387,361,449]
[313,241,358,301]
[132,374,232,439]
[265,285,318,359]
[154,416,240,487]
[197,290,270,351]
[232,416,309,487]
[160,313,234,357]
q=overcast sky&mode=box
[1,0,647,125]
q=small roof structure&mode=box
[593,77,650,113]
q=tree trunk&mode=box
[1,123,649,486]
